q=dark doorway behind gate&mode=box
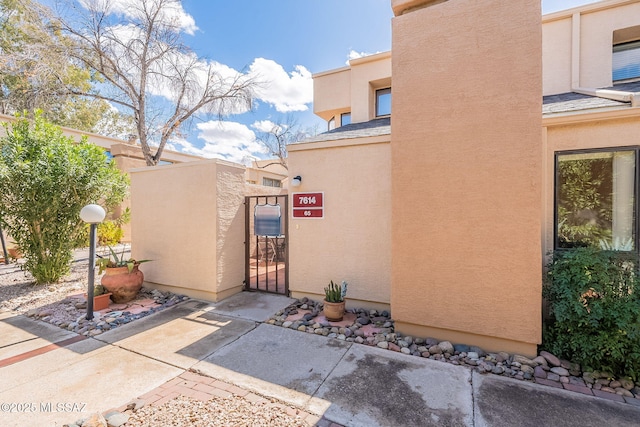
[245,195,289,295]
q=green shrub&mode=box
[97,207,130,246]
[543,248,640,380]
[97,220,124,246]
[0,112,128,284]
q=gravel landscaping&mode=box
[123,395,310,427]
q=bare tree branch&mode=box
[253,114,315,170]
[51,0,259,166]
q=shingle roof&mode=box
[608,81,640,92]
[304,84,639,137]
[301,117,390,143]
[543,81,640,115]
[542,92,626,115]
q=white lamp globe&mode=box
[80,204,106,224]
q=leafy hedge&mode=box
[543,248,640,380]
[0,113,128,284]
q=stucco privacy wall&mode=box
[390,0,543,356]
[287,136,392,310]
[130,160,246,301]
[543,112,640,258]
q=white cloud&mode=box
[168,120,267,164]
[248,58,313,113]
[79,0,198,35]
[252,120,278,133]
[346,49,383,65]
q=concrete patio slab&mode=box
[194,323,351,410]
[204,291,296,322]
[0,315,77,360]
[96,300,256,369]
[473,371,640,427]
[0,342,182,427]
[0,337,107,394]
[315,344,474,427]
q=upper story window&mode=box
[263,177,282,188]
[376,88,391,117]
[613,40,640,82]
[340,113,351,126]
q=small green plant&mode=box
[93,284,107,296]
[324,280,348,303]
[543,248,640,380]
[97,245,151,274]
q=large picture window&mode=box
[556,149,637,251]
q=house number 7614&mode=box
[298,196,316,205]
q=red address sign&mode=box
[292,208,323,218]
[292,192,323,208]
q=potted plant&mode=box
[97,246,151,304]
[86,285,112,311]
[323,280,348,321]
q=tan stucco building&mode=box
[126,0,640,358]
[288,0,640,356]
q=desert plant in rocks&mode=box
[0,113,129,284]
[324,280,347,303]
[543,248,640,380]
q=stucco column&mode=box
[390,0,542,356]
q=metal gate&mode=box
[244,195,289,295]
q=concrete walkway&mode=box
[1,292,639,427]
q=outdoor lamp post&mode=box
[80,204,106,320]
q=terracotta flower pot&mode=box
[101,265,144,303]
[83,292,113,311]
[323,300,346,322]
[93,293,112,311]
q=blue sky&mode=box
[164,0,395,163]
[65,0,602,163]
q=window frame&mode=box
[613,40,640,83]
[375,88,391,117]
[262,177,282,188]
[340,112,351,127]
[554,146,640,253]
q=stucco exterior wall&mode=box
[287,136,391,309]
[313,68,351,122]
[542,0,640,95]
[390,0,542,356]
[542,18,573,96]
[349,52,392,124]
[313,52,392,126]
[543,111,640,258]
[130,160,246,301]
